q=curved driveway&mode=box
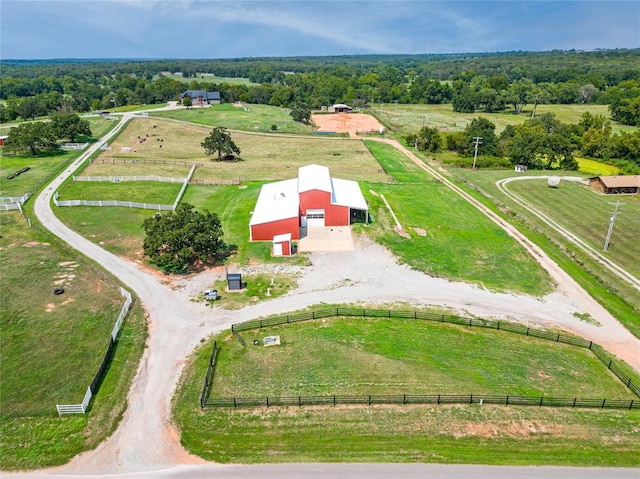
[13,113,640,478]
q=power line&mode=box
[472,137,482,170]
[603,201,625,251]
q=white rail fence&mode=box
[57,288,132,415]
[0,194,30,211]
[74,175,187,183]
[61,142,90,151]
[54,164,196,211]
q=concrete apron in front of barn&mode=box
[298,226,355,252]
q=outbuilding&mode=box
[272,233,292,256]
[0,135,8,146]
[328,104,353,113]
[589,175,640,195]
[249,164,368,242]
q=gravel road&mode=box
[19,113,640,477]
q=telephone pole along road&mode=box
[20,111,640,477]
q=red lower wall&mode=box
[251,217,300,241]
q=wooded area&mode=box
[1,50,639,169]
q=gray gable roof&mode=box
[180,90,220,100]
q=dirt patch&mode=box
[46,303,56,312]
[451,420,566,439]
[312,113,384,138]
[414,227,427,237]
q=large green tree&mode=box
[142,203,226,273]
[201,127,241,161]
[289,104,311,123]
[3,121,58,156]
[404,126,442,152]
[502,113,578,170]
[50,112,91,142]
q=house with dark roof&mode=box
[179,90,221,106]
[588,175,640,195]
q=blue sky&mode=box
[1,1,639,59]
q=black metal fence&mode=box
[199,308,640,410]
[205,394,638,410]
[200,341,218,408]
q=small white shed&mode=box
[272,233,292,256]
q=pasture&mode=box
[451,168,640,338]
[91,116,388,182]
[57,181,183,204]
[156,72,258,86]
[150,103,315,134]
[174,314,640,466]
[361,141,551,294]
[0,117,119,198]
[0,211,147,469]
[372,103,636,135]
[57,119,551,294]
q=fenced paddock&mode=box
[200,307,640,410]
[74,174,188,183]
[54,165,195,211]
[57,288,132,415]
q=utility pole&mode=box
[603,201,625,251]
[472,137,482,170]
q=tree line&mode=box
[406,112,640,173]
[1,50,639,125]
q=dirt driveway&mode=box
[28,114,640,477]
[312,112,384,137]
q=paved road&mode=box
[5,463,640,479]
[17,110,640,478]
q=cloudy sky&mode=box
[1,1,638,60]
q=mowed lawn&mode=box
[150,103,314,134]
[450,168,640,338]
[0,211,147,470]
[361,141,551,294]
[373,103,636,135]
[505,179,640,279]
[174,316,640,466]
[57,180,183,204]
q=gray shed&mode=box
[227,273,243,290]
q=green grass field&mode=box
[577,157,621,176]
[155,72,258,86]
[57,180,183,204]
[174,315,640,466]
[150,103,314,134]
[372,103,637,135]
[450,168,640,338]
[360,141,551,294]
[505,179,640,279]
[0,117,119,198]
[0,211,147,469]
[56,120,551,294]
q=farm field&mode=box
[0,211,147,469]
[372,103,638,135]
[156,72,259,86]
[92,116,386,182]
[150,103,314,134]
[0,117,119,198]
[450,167,640,338]
[174,315,640,466]
[577,157,621,176]
[56,138,551,294]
